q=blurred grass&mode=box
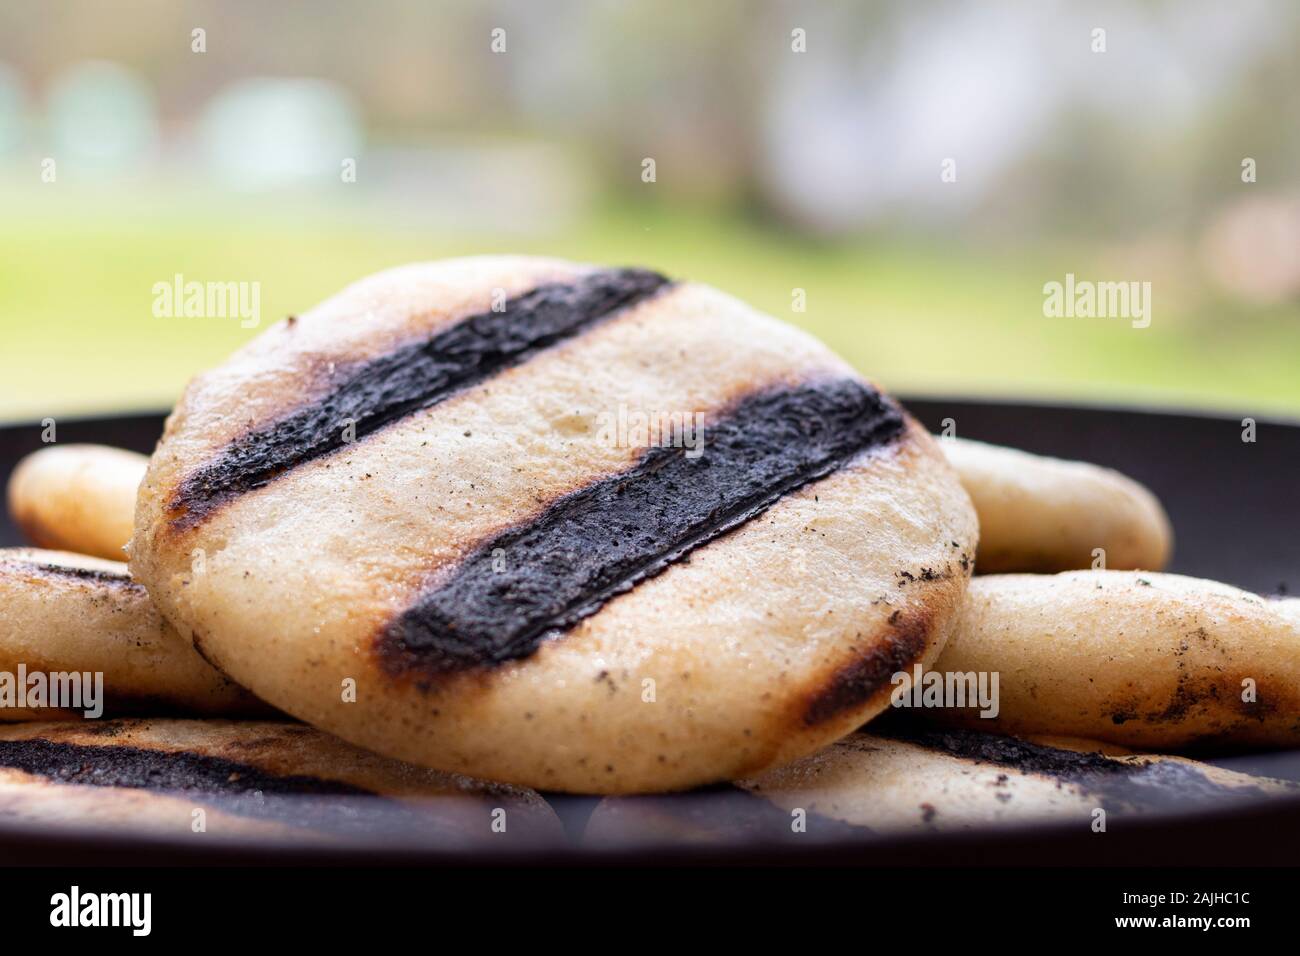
[3,183,1299,422]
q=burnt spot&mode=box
[1,558,138,589]
[1233,682,1279,720]
[1114,674,1284,728]
[1149,676,1203,724]
[169,268,673,528]
[802,608,932,726]
[77,721,130,738]
[886,728,1285,808]
[377,378,906,679]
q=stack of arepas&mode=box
[3,257,1295,845]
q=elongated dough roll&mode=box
[7,444,147,561]
[0,548,267,721]
[939,437,1171,573]
[929,571,1300,748]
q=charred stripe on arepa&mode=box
[168,267,673,528]
[377,377,906,678]
[887,729,1282,805]
[0,736,371,796]
[0,736,475,834]
[0,558,138,589]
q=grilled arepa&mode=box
[130,256,977,793]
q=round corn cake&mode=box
[130,256,978,793]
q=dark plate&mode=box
[0,398,1297,865]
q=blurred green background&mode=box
[1,0,1298,421]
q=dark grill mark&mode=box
[887,729,1285,808]
[0,737,370,797]
[170,268,672,527]
[379,378,906,678]
[802,609,933,725]
[0,736,509,839]
[1,559,137,589]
